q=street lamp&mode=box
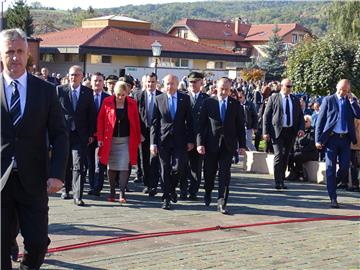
[151,40,162,76]
[0,0,7,32]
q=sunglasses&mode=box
[286,85,293,88]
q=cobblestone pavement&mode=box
[13,164,360,270]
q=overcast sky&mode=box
[3,0,207,10]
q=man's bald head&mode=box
[280,78,293,94]
[336,79,350,97]
[163,74,179,95]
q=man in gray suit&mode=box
[150,74,194,210]
[263,78,305,189]
[1,28,68,270]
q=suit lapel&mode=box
[67,85,75,113]
[0,74,9,113]
[214,96,222,122]
[77,86,86,112]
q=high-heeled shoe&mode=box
[107,197,115,202]
[119,192,126,203]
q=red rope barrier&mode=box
[17,215,358,257]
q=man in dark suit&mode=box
[263,78,305,190]
[1,28,68,270]
[40,67,59,86]
[180,72,208,200]
[238,89,258,151]
[136,72,162,196]
[315,79,360,208]
[150,74,194,210]
[197,77,246,214]
[57,65,97,206]
[87,72,109,196]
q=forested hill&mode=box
[30,1,332,36]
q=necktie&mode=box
[285,96,290,126]
[220,100,226,123]
[340,97,347,131]
[95,94,100,111]
[72,90,78,111]
[10,80,21,127]
[243,104,248,127]
[147,93,154,126]
[170,95,176,120]
[194,94,198,103]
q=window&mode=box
[40,53,55,62]
[215,61,224,69]
[90,55,112,64]
[182,29,188,39]
[292,34,298,44]
[174,58,189,68]
[64,54,84,62]
[90,54,101,64]
[102,55,112,63]
[299,34,304,41]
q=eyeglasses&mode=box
[285,85,293,88]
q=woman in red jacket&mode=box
[97,81,141,203]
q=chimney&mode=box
[235,17,242,35]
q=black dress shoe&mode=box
[148,188,157,197]
[61,192,71,200]
[346,186,360,192]
[330,199,340,208]
[87,190,94,195]
[281,183,288,189]
[10,239,19,262]
[179,193,187,200]
[204,192,211,206]
[143,187,150,194]
[285,172,298,181]
[162,200,171,210]
[171,192,178,203]
[217,199,229,214]
[188,193,198,201]
[275,185,282,190]
[337,183,348,189]
[74,199,85,206]
[133,177,143,183]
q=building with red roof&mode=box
[38,15,250,78]
[168,18,311,59]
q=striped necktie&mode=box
[10,80,21,127]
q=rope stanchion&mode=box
[17,215,360,257]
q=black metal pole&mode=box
[154,58,158,77]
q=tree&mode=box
[240,68,265,82]
[286,34,360,96]
[258,25,286,81]
[5,0,34,36]
[327,1,360,41]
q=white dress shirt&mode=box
[281,92,293,127]
[4,71,27,116]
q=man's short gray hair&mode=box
[0,28,28,48]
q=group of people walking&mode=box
[1,28,360,270]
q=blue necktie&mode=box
[72,90,78,111]
[95,93,100,111]
[220,100,226,123]
[147,93,154,126]
[340,97,347,131]
[10,80,21,127]
[170,95,176,120]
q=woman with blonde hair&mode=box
[97,81,141,203]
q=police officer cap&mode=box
[188,72,204,82]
